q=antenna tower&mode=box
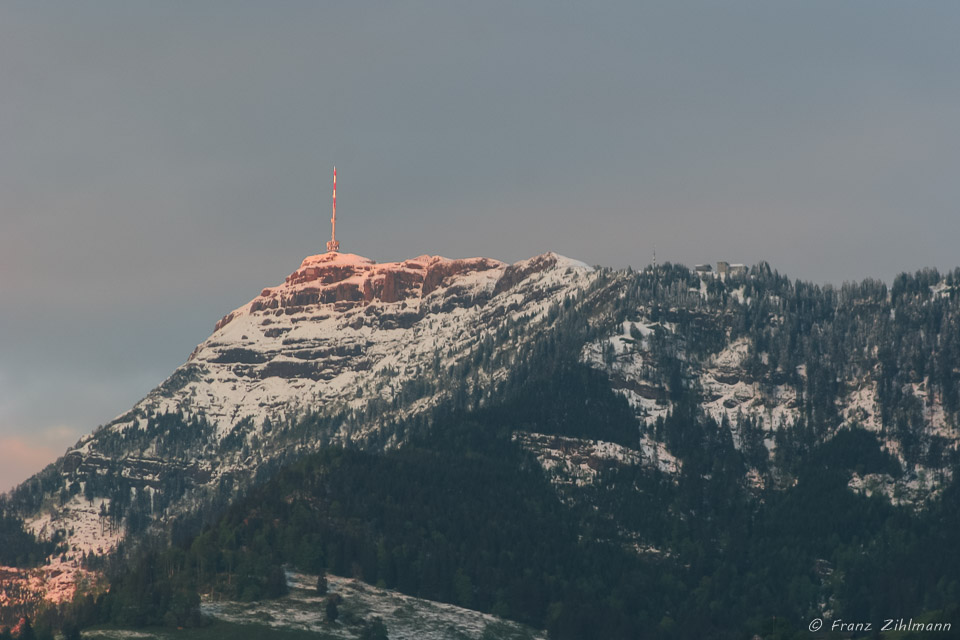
[326,166,340,252]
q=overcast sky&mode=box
[3,2,960,491]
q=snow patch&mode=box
[200,570,545,640]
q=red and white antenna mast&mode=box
[326,166,340,252]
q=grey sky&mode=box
[2,2,960,491]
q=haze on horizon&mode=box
[3,1,960,492]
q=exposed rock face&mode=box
[60,451,210,489]
[229,253,506,322]
[513,431,680,488]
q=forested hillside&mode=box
[68,357,960,639]
[6,257,960,639]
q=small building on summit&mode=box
[714,261,748,279]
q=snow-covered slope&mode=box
[112,252,508,438]
[200,570,546,640]
[580,284,959,499]
[92,251,593,440]
[21,251,595,564]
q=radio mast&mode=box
[326,166,340,253]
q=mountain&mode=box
[123,250,590,441]
[2,251,597,608]
[3,252,960,639]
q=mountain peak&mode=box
[36,248,597,534]
[138,250,598,438]
[214,252,510,333]
[296,251,377,268]
[215,251,592,335]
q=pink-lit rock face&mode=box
[0,562,98,625]
[221,253,507,328]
